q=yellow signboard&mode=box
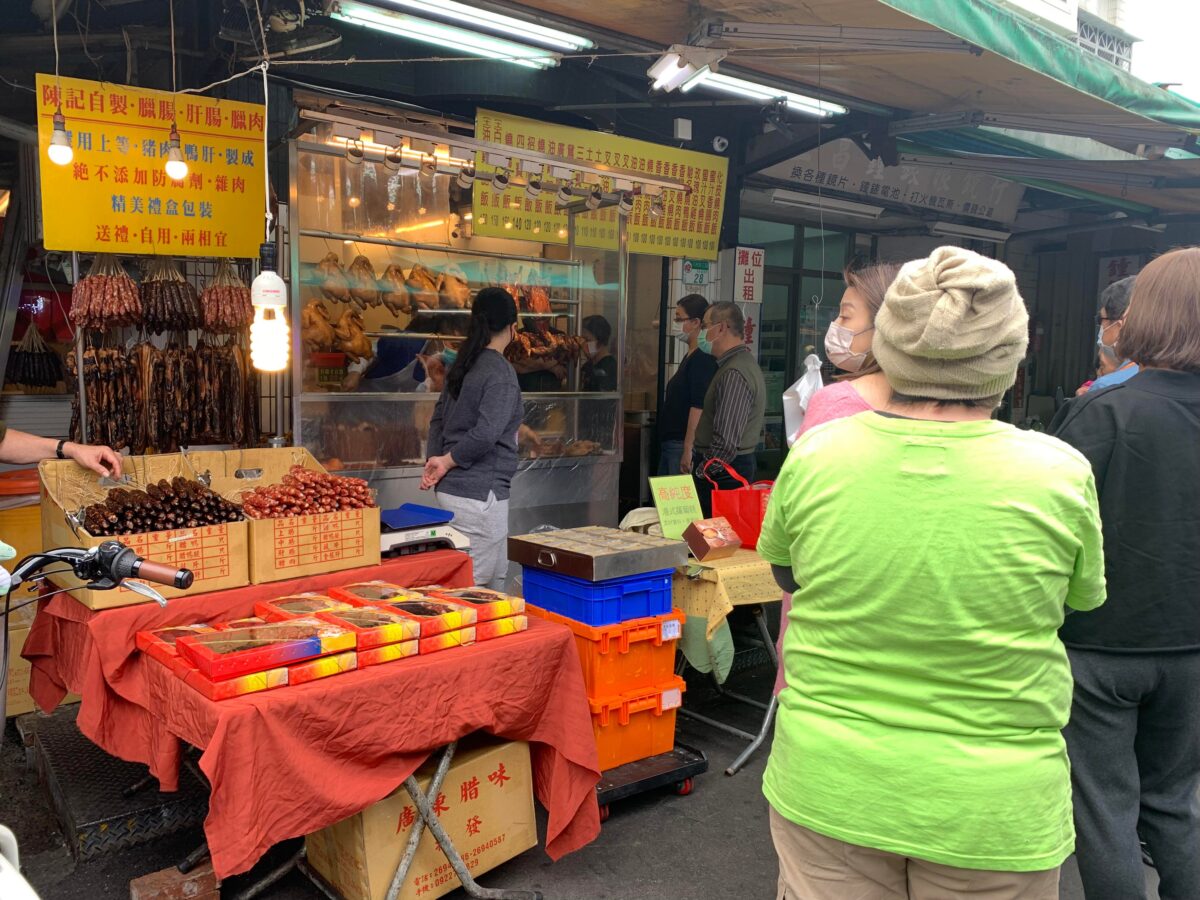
[650,475,704,540]
[474,110,728,261]
[35,74,265,258]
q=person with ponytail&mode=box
[421,287,523,590]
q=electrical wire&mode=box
[51,0,62,96]
[251,0,273,242]
[0,75,35,94]
[169,0,178,122]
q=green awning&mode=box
[879,0,1200,130]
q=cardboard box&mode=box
[189,448,381,585]
[176,617,356,681]
[317,607,422,650]
[6,627,79,717]
[370,598,477,639]
[683,517,742,562]
[289,650,357,686]
[39,454,250,610]
[474,616,528,643]
[356,639,419,669]
[254,594,357,622]
[427,588,525,623]
[305,738,536,900]
[419,627,476,655]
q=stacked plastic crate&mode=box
[512,527,689,771]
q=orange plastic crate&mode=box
[588,676,685,771]
[527,605,684,698]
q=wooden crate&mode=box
[189,447,381,585]
[38,455,249,610]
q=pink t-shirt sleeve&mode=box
[799,381,873,436]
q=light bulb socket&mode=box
[258,241,277,272]
[52,109,67,131]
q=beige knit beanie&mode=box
[872,246,1029,401]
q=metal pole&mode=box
[616,212,628,460]
[72,252,88,444]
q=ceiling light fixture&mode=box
[375,0,594,50]
[333,1,561,69]
[585,189,602,211]
[456,164,476,189]
[647,45,726,93]
[684,70,846,117]
[617,192,634,217]
[46,0,71,166]
[650,199,664,218]
[554,185,574,207]
[929,222,1011,243]
[525,177,544,200]
[769,189,883,219]
[491,169,511,190]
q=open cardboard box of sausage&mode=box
[39,452,250,609]
[39,448,382,608]
[186,447,381,585]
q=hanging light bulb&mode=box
[47,108,73,166]
[164,123,188,181]
[46,0,71,166]
[250,242,290,373]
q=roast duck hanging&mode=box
[333,309,373,362]
[301,298,335,352]
[347,255,382,309]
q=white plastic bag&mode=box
[782,354,825,448]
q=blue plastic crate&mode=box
[521,567,674,626]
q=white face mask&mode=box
[586,340,598,357]
[825,321,873,372]
[1097,321,1120,361]
[671,317,692,342]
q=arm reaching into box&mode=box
[0,425,122,477]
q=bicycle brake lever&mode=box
[121,579,168,608]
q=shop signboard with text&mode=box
[760,139,1025,225]
[36,74,265,257]
[474,110,728,261]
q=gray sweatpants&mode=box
[435,489,510,591]
[1064,648,1200,900]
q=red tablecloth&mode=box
[24,550,601,878]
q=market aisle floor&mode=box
[1,665,1155,899]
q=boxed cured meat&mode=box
[428,587,525,623]
[419,627,476,655]
[289,650,357,685]
[474,615,528,643]
[356,639,420,669]
[176,616,356,680]
[371,598,477,638]
[182,665,289,701]
[328,581,426,605]
[317,606,421,649]
[40,454,250,610]
[255,594,358,621]
[213,617,267,630]
[136,624,217,675]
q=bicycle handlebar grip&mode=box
[133,559,194,590]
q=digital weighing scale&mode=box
[379,504,471,557]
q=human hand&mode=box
[67,442,123,477]
[420,453,455,490]
[679,446,693,475]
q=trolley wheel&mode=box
[675,777,695,796]
[598,804,610,823]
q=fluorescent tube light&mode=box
[683,71,846,117]
[769,189,883,219]
[375,0,593,50]
[930,222,1011,243]
[334,1,560,69]
[647,45,725,92]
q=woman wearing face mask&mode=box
[581,315,617,392]
[421,287,524,591]
[772,261,900,698]
[798,261,901,436]
[657,294,718,475]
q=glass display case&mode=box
[287,124,623,532]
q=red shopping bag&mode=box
[701,459,773,549]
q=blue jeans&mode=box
[658,439,685,477]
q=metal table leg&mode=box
[385,741,543,900]
[680,603,780,777]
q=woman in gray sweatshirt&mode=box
[421,288,523,590]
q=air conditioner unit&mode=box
[930,222,1011,244]
[768,189,884,220]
